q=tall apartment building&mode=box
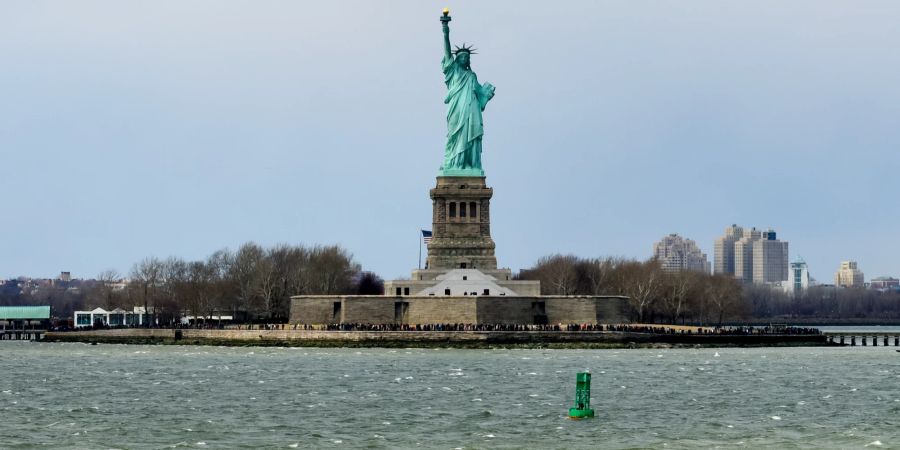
[716,225,789,284]
[713,224,743,275]
[733,228,762,281]
[834,261,864,288]
[752,230,789,283]
[783,257,810,297]
[653,234,711,273]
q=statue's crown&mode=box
[453,43,477,55]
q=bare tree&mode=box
[659,270,699,324]
[229,243,264,321]
[97,269,122,310]
[130,257,164,327]
[518,254,580,295]
[614,260,663,323]
[707,274,743,326]
[580,257,622,295]
[254,255,279,321]
[305,245,357,295]
[205,249,234,322]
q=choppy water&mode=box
[1,342,898,449]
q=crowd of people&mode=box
[318,323,565,332]
[606,324,821,335]
[59,321,821,335]
[301,323,822,335]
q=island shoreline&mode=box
[42,329,832,349]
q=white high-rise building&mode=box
[783,257,810,297]
[834,261,864,288]
[653,234,711,273]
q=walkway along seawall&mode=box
[44,329,831,348]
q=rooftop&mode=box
[418,269,520,296]
[0,306,50,320]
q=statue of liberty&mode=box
[439,9,496,177]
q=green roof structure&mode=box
[0,306,51,320]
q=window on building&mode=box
[404,287,410,295]
[444,288,451,295]
[483,289,490,295]
[460,203,467,218]
[332,302,342,320]
[469,202,477,219]
[449,202,456,218]
[460,263,467,269]
[396,287,402,296]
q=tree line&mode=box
[516,254,744,325]
[743,283,900,321]
[516,254,900,324]
[4,248,898,325]
[1,243,384,325]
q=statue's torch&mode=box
[441,8,451,23]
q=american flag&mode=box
[421,229,433,245]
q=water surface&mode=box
[1,342,898,449]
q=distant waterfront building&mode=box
[783,257,811,297]
[58,271,71,282]
[74,307,151,327]
[869,276,899,291]
[105,279,129,291]
[653,234,711,273]
[0,306,51,329]
[834,261,865,288]
[714,224,743,275]
[725,226,788,284]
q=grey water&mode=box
[1,341,898,449]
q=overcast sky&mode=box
[2,1,899,282]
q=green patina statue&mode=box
[439,9,495,177]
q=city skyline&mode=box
[5,229,891,287]
[3,1,899,281]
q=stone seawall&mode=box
[45,329,830,348]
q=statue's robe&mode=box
[441,55,493,174]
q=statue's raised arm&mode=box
[440,8,452,60]
[437,9,495,177]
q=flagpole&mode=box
[418,229,422,270]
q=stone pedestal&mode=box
[426,176,497,270]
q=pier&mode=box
[0,329,46,341]
[0,306,51,341]
[823,331,900,347]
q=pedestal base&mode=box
[427,176,497,270]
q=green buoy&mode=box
[568,372,595,419]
